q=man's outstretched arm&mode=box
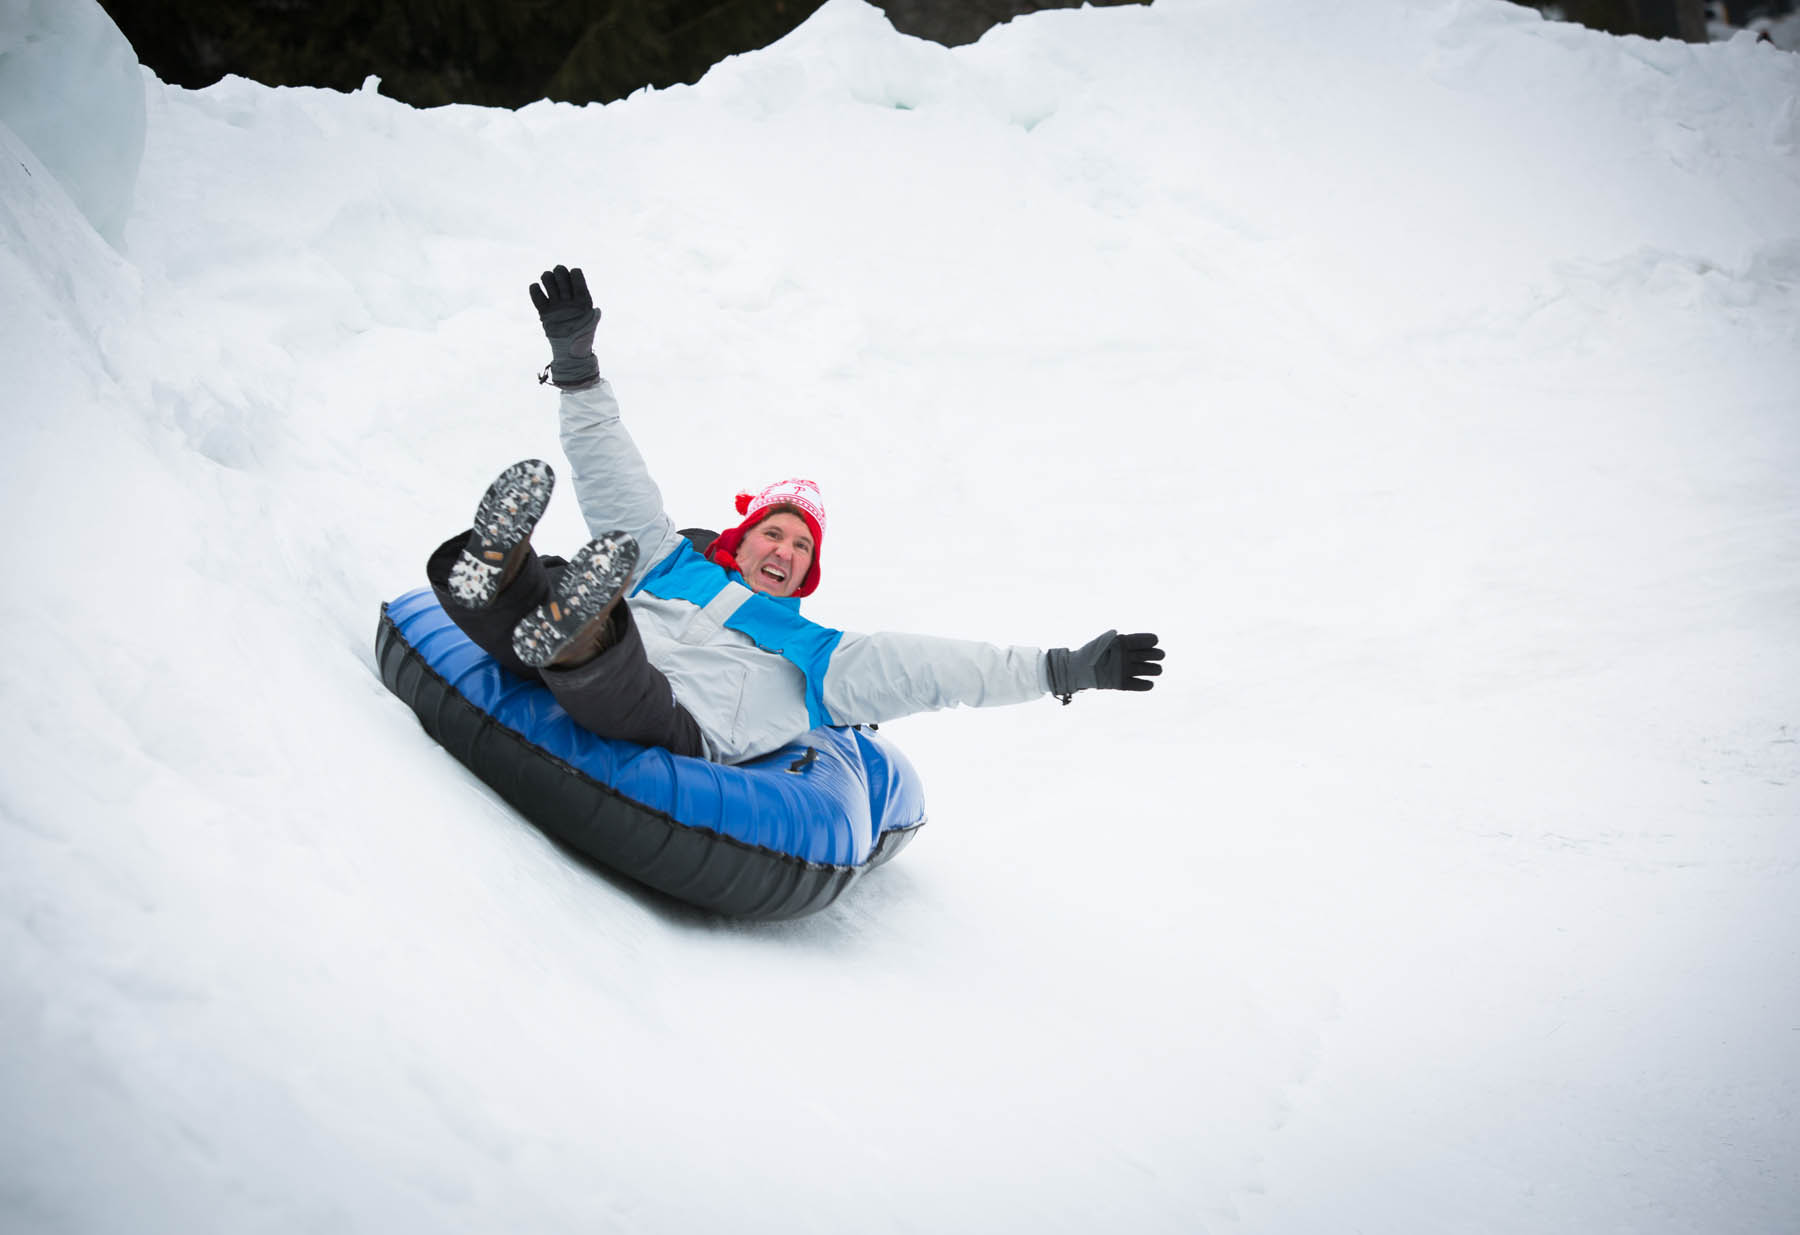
[530,264,682,578]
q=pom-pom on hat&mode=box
[708,477,827,597]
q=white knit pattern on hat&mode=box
[737,477,826,536]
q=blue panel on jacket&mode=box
[635,541,846,728]
[634,539,731,607]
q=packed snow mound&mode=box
[0,0,145,246]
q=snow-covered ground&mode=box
[3,1,1798,1230]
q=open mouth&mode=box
[759,564,788,588]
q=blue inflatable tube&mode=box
[376,588,927,919]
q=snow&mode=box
[2,0,1798,1230]
[0,0,142,245]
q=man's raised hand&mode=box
[530,264,600,390]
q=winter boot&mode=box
[511,532,640,669]
[446,459,555,608]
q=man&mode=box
[423,265,1163,764]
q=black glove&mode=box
[1046,631,1163,704]
[529,264,601,389]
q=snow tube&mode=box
[376,588,927,920]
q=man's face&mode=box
[736,512,815,598]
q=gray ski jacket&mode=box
[558,380,1051,764]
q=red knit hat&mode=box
[708,477,826,597]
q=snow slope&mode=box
[2,1,1798,1231]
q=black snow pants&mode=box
[426,532,707,759]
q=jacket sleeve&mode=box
[820,630,1050,726]
[557,379,685,583]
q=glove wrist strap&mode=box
[1046,648,1075,706]
[538,365,600,391]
